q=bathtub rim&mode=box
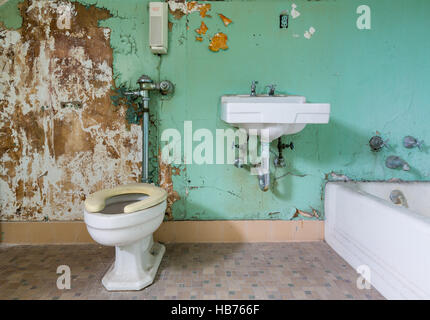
[324,181,430,300]
[324,181,430,230]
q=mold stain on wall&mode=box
[0,0,142,221]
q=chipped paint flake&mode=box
[218,13,232,27]
[292,207,320,219]
[198,3,211,18]
[0,0,142,221]
[187,1,197,12]
[304,26,316,39]
[209,32,228,52]
[158,149,180,220]
[291,3,300,19]
[195,21,208,35]
[168,1,211,20]
[326,171,351,182]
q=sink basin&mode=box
[221,95,330,141]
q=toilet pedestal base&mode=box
[102,235,165,291]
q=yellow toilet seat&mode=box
[85,183,167,214]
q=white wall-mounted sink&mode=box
[221,95,330,141]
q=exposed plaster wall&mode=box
[0,0,141,221]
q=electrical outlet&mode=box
[280,14,288,29]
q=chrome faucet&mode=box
[250,80,258,96]
[265,84,276,96]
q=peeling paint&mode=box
[0,0,142,221]
[158,149,180,220]
[208,32,228,52]
[195,20,208,35]
[218,13,232,27]
[110,84,143,126]
[304,26,316,39]
[325,171,351,182]
[198,3,211,18]
[291,3,300,19]
[2,0,429,223]
[168,1,212,20]
[292,207,320,219]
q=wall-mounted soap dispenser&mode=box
[149,2,168,54]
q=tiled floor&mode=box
[0,242,383,300]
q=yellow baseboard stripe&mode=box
[0,220,324,244]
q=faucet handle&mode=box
[124,90,150,101]
[265,84,276,96]
[124,90,141,97]
[250,80,258,96]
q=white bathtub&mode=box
[324,181,430,300]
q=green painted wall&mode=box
[0,0,23,29]
[4,0,430,220]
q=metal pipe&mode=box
[125,75,174,184]
[258,172,270,192]
[257,141,270,192]
[141,89,150,183]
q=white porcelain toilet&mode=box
[83,183,167,291]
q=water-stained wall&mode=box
[0,0,142,220]
[1,0,430,222]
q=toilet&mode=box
[83,183,167,291]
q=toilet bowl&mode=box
[84,183,167,291]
